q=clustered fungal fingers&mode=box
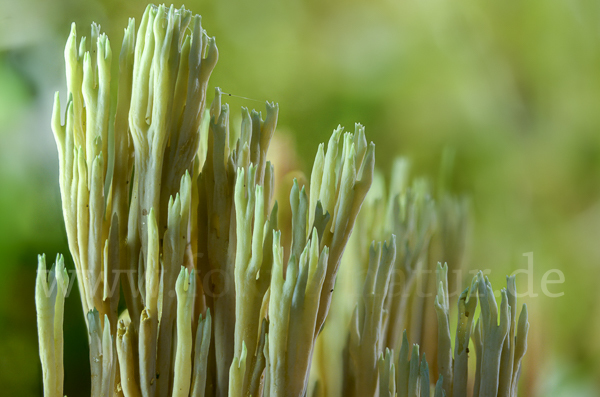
[37,4,529,397]
[232,164,271,393]
[314,127,376,336]
[382,172,438,354]
[311,155,529,397]
[50,1,140,343]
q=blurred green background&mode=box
[1,0,600,395]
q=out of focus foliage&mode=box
[1,0,600,395]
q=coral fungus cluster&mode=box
[35,4,528,397]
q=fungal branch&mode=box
[310,125,375,335]
[345,238,397,397]
[35,255,69,397]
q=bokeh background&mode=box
[1,0,600,395]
